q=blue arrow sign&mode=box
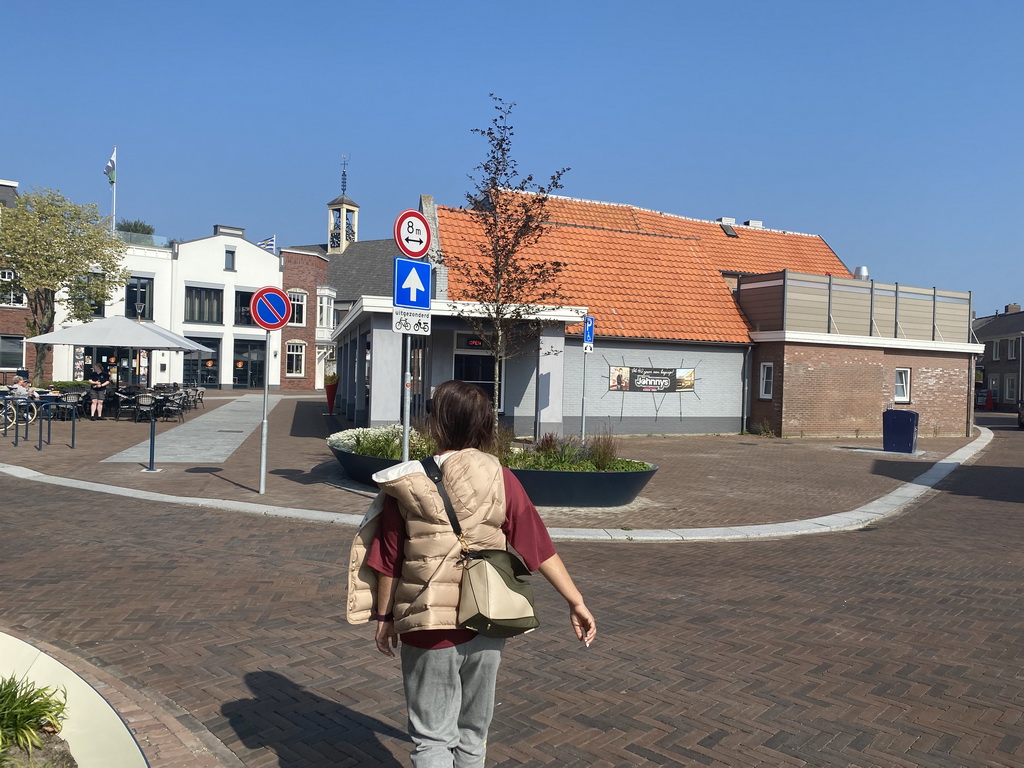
[583,315,596,344]
[394,257,432,310]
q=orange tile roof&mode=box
[437,195,850,343]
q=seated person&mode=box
[9,375,39,400]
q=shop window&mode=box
[759,362,773,399]
[895,368,911,403]
[453,333,503,411]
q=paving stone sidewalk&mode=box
[0,393,978,530]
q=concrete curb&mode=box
[0,428,992,543]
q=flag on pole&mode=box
[256,235,276,253]
[103,148,116,184]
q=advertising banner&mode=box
[609,366,695,393]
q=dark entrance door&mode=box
[233,340,265,389]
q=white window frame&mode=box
[1004,374,1018,404]
[288,291,307,327]
[992,339,1000,361]
[286,341,306,377]
[989,374,1000,402]
[894,368,911,403]
[0,269,26,307]
[1009,337,1018,361]
[758,362,773,400]
[317,293,335,329]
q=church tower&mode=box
[327,156,358,254]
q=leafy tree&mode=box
[0,188,129,384]
[446,95,569,425]
[116,218,155,235]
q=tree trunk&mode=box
[32,344,50,386]
[492,326,503,431]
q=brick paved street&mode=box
[0,413,1021,766]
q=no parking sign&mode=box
[250,287,292,330]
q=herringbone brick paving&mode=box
[0,413,1020,766]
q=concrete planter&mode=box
[330,447,400,487]
[510,464,658,507]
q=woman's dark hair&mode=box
[427,380,495,453]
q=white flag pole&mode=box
[109,146,117,234]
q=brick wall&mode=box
[777,345,973,438]
[279,250,328,391]
[748,342,785,435]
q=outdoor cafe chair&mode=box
[196,387,206,409]
[114,392,137,422]
[160,392,186,423]
[54,392,83,421]
[133,393,158,422]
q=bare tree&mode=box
[446,95,569,425]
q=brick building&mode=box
[278,243,335,391]
[330,192,982,439]
[972,304,1023,411]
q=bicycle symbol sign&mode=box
[392,307,431,336]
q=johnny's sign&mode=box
[608,366,695,393]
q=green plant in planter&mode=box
[327,424,650,473]
[323,372,339,386]
[0,675,67,758]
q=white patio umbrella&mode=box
[26,315,213,386]
[26,315,212,352]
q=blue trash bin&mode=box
[882,409,919,453]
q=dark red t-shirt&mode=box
[368,465,556,649]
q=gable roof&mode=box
[325,239,401,302]
[437,195,850,344]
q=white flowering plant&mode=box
[327,424,436,461]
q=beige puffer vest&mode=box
[346,449,507,634]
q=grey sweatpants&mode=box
[401,634,507,768]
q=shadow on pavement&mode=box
[221,671,406,767]
[290,400,334,439]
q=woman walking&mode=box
[348,380,596,767]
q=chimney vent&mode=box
[743,220,763,229]
[716,217,736,226]
[853,266,870,281]
[213,225,245,238]
[1006,303,1022,314]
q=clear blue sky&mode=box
[3,1,1021,318]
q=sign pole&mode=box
[581,349,588,441]
[402,334,412,462]
[581,315,595,441]
[249,287,291,495]
[260,329,270,494]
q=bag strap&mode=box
[420,456,463,537]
